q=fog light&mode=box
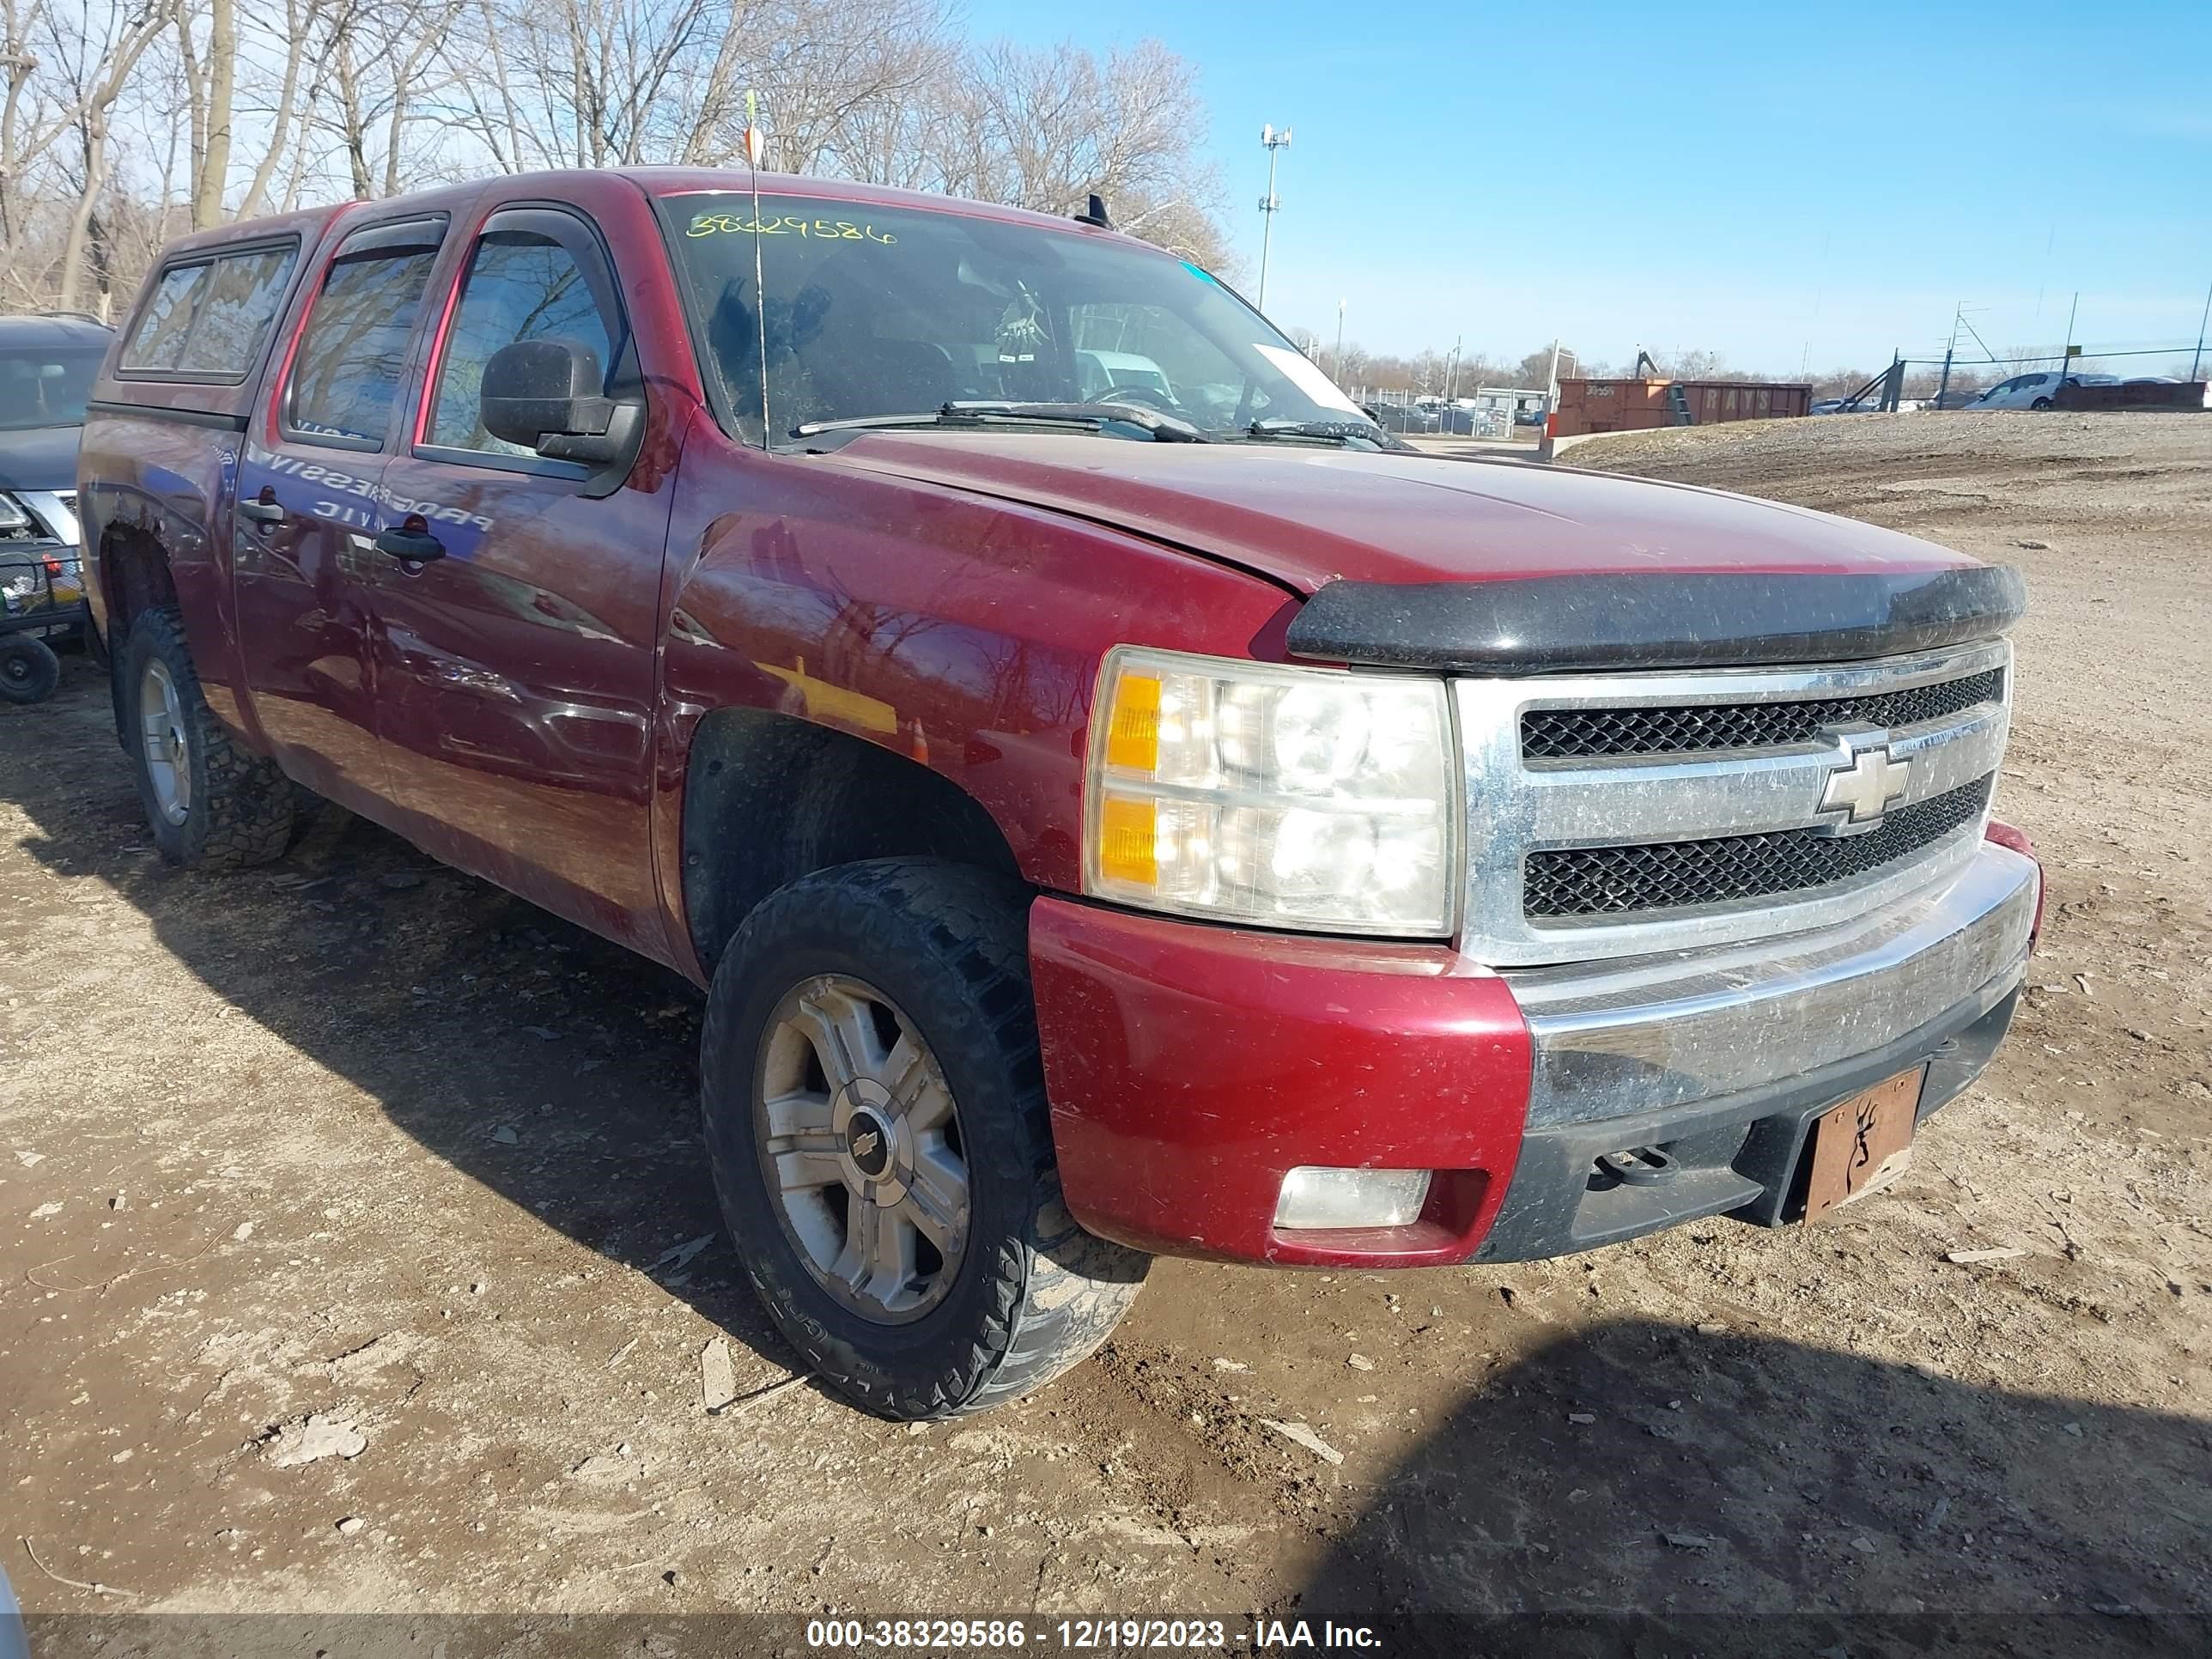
[1273,1166,1431,1230]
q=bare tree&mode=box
[3,0,1233,319]
[447,0,719,169]
[298,0,458,198]
[189,0,232,225]
[914,38,1228,267]
[672,0,952,173]
[234,0,321,215]
[2,0,57,246]
[44,0,172,311]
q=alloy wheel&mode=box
[755,974,971,1323]
[139,659,191,827]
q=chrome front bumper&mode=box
[1475,842,2038,1260]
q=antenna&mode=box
[745,90,769,446]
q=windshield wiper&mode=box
[1239,417,1390,448]
[793,401,1212,442]
[953,401,1213,441]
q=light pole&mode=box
[1256,125,1291,313]
[1334,297,1346,384]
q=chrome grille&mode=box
[1452,639,2013,966]
[1524,776,1993,918]
[1521,668,2005,760]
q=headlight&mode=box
[1084,646,1456,935]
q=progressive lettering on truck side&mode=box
[243,441,496,532]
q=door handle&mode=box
[375,522,447,563]
[238,489,284,525]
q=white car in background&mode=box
[1969,371,2119,410]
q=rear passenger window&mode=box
[119,245,298,378]
[287,228,442,447]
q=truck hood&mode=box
[821,432,1976,595]
[0,424,82,493]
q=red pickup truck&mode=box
[76,170,2040,1419]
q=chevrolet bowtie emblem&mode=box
[850,1130,881,1160]
[1820,747,1912,823]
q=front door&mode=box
[233,215,448,811]
[367,204,672,951]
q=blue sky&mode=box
[963,0,2211,376]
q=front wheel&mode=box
[701,858,1148,1419]
[121,606,294,866]
[2031,397,2053,410]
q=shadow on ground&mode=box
[1292,1318,2206,1656]
[3,659,786,1375]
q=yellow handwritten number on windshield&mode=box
[686,213,896,245]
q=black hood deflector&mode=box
[1285,565,2027,676]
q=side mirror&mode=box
[480,338,643,493]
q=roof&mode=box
[166,169,1164,264]
[621,167,1159,246]
[0,313,115,348]
[149,200,347,261]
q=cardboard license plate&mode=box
[1803,1066,1926,1221]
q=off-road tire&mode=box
[701,857,1149,1419]
[123,606,294,867]
[286,779,329,848]
[0,635,61,704]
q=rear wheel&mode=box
[122,606,294,866]
[0,635,60,704]
[2031,397,2053,410]
[701,858,1148,1419]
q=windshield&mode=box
[0,346,104,429]
[659,191,1372,445]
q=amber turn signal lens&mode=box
[1103,672,1162,775]
[1096,795,1157,885]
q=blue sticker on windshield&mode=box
[1181,261,1219,285]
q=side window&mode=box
[120,246,299,379]
[121,264,214,371]
[427,229,618,459]
[175,246,297,375]
[287,231,442,447]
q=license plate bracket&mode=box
[1802,1066,1927,1222]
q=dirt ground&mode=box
[2,411,2206,1656]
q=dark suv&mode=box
[0,313,106,697]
